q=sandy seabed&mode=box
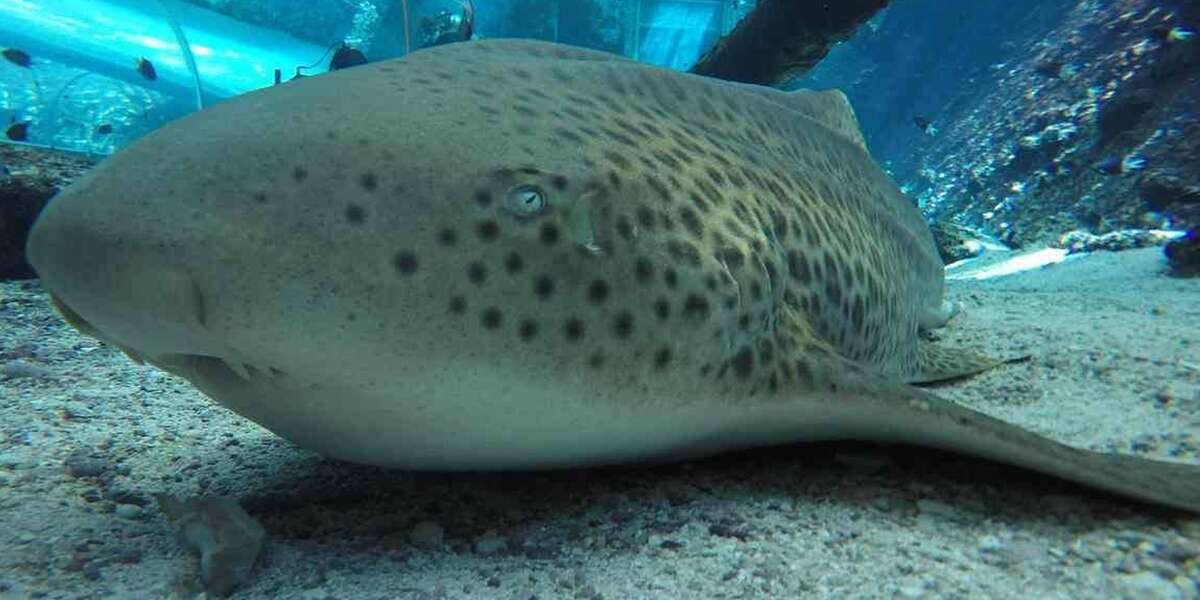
[0,247,1197,599]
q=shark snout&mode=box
[27,187,219,360]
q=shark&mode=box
[26,40,1200,512]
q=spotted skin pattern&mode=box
[27,40,1200,511]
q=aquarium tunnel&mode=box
[0,0,749,155]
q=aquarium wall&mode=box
[1,0,751,155]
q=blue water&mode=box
[637,0,719,70]
[0,0,743,155]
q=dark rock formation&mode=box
[814,0,1200,247]
[0,145,97,280]
[689,0,890,86]
[1164,227,1199,275]
[1097,87,1156,145]
[1140,173,1200,211]
[929,220,984,264]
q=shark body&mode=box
[27,40,1200,511]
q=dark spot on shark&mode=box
[534,275,555,299]
[477,220,500,241]
[564,318,585,341]
[519,319,538,340]
[587,279,609,304]
[467,261,487,284]
[732,347,754,379]
[683,294,710,321]
[504,252,524,273]
[481,307,503,329]
[540,223,560,245]
[654,298,670,321]
[360,172,378,192]
[393,251,418,275]
[613,311,634,339]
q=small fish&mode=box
[2,48,31,68]
[1094,154,1147,175]
[135,57,157,81]
[329,44,368,71]
[5,120,29,141]
[460,0,475,41]
[1166,26,1194,42]
[94,123,113,135]
[1122,154,1147,171]
[913,116,937,136]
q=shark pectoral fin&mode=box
[907,341,1011,384]
[863,382,1200,512]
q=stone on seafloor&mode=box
[929,220,985,264]
[156,495,267,596]
[1164,227,1199,274]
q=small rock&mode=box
[1154,536,1200,564]
[115,504,143,519]
[409,521,444,549]
[895,580,930,599]
[1140,173,1200,210]
[929,220,985,264]
[64,450,109,479]
[104,488,148,507]
[157,495,267,597]
[111,548,144,564]
[473,530,507,556]
[0,453,28,469]
[977,534,1018,567]
[1164,227,1199,275]
[978,534,1007,553]
[915,499,960,519]
[1119,571,1183,600]
[80,562,103,581]
[708,517,753,541]
[1060,229,1176,254]
[0,360,51,380]
[59,402,96,421]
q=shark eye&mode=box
[504,185,547,218]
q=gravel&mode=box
[0,249,1197,598]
